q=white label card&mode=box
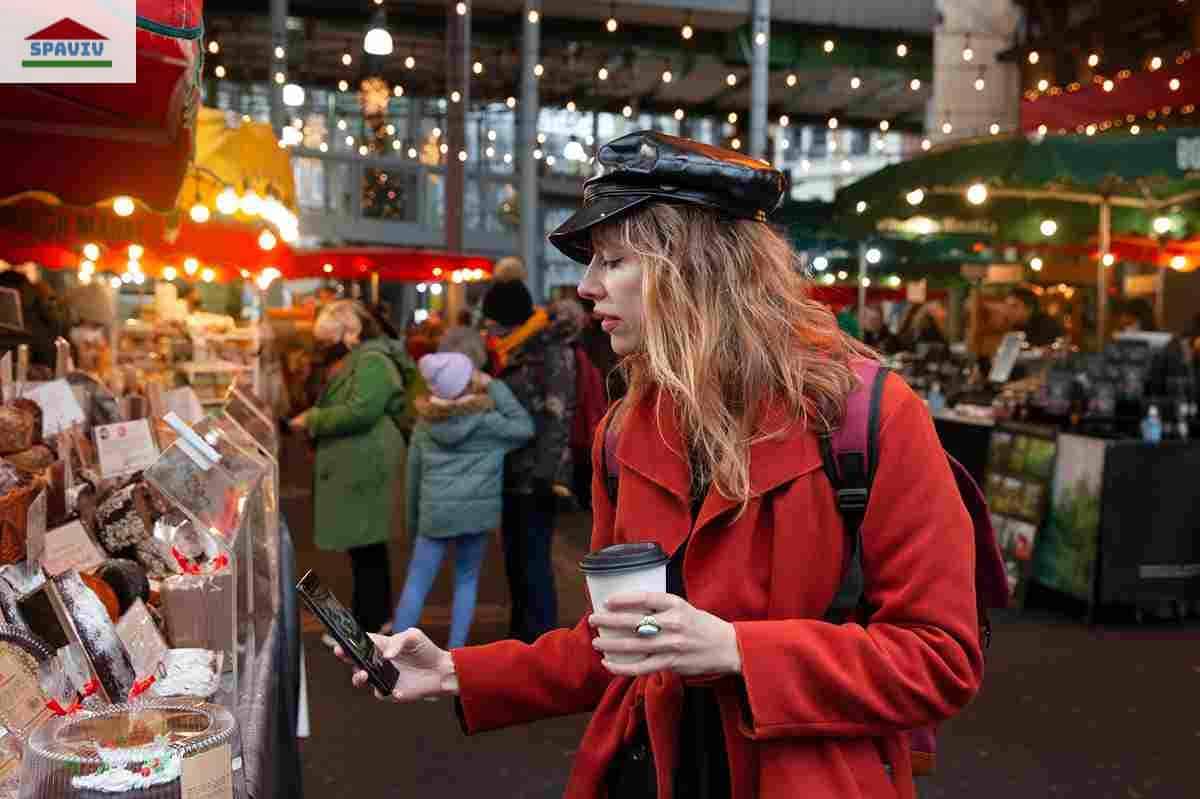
[24,488,46,567]
[164,387,205,426]
[25,380,86,437]
[115,599,169,678]
[0,351,10,402]
[181,742,234,799]
[41,520,106,577]
[94,419,160,479]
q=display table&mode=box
[237,513,303,799]
[1035,435,1200,616]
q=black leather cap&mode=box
[547,131,788,264]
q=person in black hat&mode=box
[337,132,984,799]
[478,256,578,643]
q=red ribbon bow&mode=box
[128,674,157,701]
[47,678,100,716]
[171,547,230,575]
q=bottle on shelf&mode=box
[1141,404,1163,443]
[927,382,945,413]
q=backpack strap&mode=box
[822,361,890,624]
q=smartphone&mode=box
[295,570,399,695]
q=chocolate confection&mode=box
[4,444,54,475]
[95,560,149,617]
[0,404,37,456]
[46,571,136,704]
[159,572,233,665]
[94,485,149,559]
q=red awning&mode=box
[0,2,203,210]
[291,247,493,283]
[0,197,291,283]
[1021,52,1200,133]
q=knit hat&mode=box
[482,279,535,327]
[419,352,473,400]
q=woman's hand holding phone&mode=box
[335,629,459,702]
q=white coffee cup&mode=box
[579,543,669,665]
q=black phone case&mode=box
[295,573,399,695]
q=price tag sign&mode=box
[0,644,49,736]
[24,488,46,567]
[181,743,233,799]
[41,520,106,577]
[115,599,169,678]
[164,387,205,425]
[25,380,86,437]
[94,419,160,479]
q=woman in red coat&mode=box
[339,132,983,799]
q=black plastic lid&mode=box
[579,542,669,575]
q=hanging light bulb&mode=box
[730,138,741,150]
[966,183,988,205]
[727,112,738,124]
[1087,52,1099,68]
[1101,253,1115,267]
[405,56,415,69]
[190,202,210,223]
[1153,216,1173,235]
[662,70,672,83]
[975,76,986,91]
[127,244,143,260]
[364,27,393,56]
[597,67,609,81]
[184,258,199,276]
[202,268,215,283]
[850,76,862,89]
[473,61,483,75]
[162,266,178,281]
[778,115,789,127]
[786,73,798,87]
[681,22,693,40]
[726,73,737,86]
[606,3,618,33]
[240,191,262,216]
[1028,51,1040,65]
[910,78,921,91]
[1030,257,1044,271]
[906,188,925,206]
[674,108,684,121]
[897,43,908,58]
[113,196,135,217]
[990,123,1001,135]
[214,65,226,79]
[342,53,353,66]
[258,230,278,251]
[962,42,974,62]
[1150,56,1163,71]
[83,243,101,261]
[1040,219,1058,237]
[526,9,538,23]
[879,120,890,132]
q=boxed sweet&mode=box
[0,404,39,456]
[18,701,245,799]
[158,572,233,671]
[148,650,221,701]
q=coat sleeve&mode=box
[450,413,616,733]
[405,430,424,538]
[482,381,535,448]
[306,353,399,438]
[732,377,984,739]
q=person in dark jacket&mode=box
[393,353,534,648]
[1004,287,1065,347]
[0,267,65,370]
[480,262,576,643]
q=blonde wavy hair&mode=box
[595,203,876,508]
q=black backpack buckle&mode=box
[836,487,869,512]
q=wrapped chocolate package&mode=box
[18,572,136,705]
[0,404,38,456]
[159,572,234,671]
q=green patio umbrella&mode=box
[835,128,1200,335]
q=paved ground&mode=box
[281,431,1199,799]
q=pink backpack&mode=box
[822,360,1009,775]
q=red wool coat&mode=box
[452,373,983,799]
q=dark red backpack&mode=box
[821,360,1008,775]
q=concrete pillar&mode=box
[445,0,470,321]
[749,0,770,159]
[270,0,287,133]
[931,0,1022,142]
[521,1,542,302]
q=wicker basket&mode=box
[0,478,44,566]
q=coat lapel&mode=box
[615,389,825,542]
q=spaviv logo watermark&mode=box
[0,2,135,84]
[23,18,110,69]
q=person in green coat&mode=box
[289,300,413,636]
[392,352,534,648]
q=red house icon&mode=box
[26,18,108,41]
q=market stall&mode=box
[0,352,299,797]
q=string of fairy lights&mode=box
[203,2,940,165]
